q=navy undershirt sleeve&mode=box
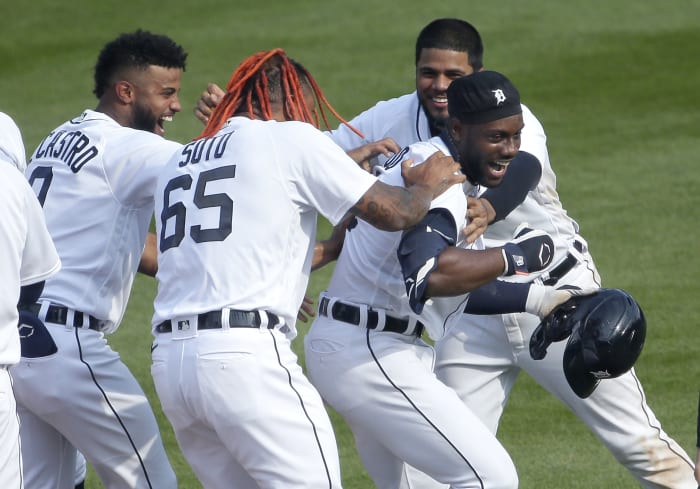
[398,208,457,314]
[18,281,45,309]
[463,281,531,315]
[481,151,542,223]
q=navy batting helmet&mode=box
[529,288,646,398]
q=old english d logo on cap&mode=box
[492,89,506,105]
[447,71,522,124]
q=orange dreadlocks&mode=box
[198,49,363,140]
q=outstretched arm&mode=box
[349,151,465,232]
[398,208,556,315]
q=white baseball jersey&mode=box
[0,163,60,365]
[326,135,479,340]
[26,109,182,333]
[153,116,377,334]
[14,109,180,489]
[0,111,28,172]
[304,136,519,489]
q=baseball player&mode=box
[338,18,699,489]
[425,133,697,489]
[0,113,61,488]
[13,30,186,489]
[150,48,463,489]
[193,19,696,488]
[0,112,90,489]
[302,71,591,489]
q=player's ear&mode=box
[448,118,464,143]
[115,81,134,104]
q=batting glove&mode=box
[528,286,599,360]
[525,284,598,318]
[501,224,554,276]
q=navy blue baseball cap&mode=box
[447,71,521,124]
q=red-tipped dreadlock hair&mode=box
[198,48,364,140]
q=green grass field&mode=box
[3,1,699,487]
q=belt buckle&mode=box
[226,309,257,329]
[255,310,277,330]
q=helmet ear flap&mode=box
[563,328,601,398]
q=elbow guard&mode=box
[397,208,457,314]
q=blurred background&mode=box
[2,1,699,487]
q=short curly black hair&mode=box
[93,29,188,98]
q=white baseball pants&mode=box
[305,314,518,489]
[151,325,343,489]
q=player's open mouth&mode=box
[431,95,448,106]
[489,161,510,175]
[157,115,173,133]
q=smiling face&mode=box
[416,48,475,134]
[128,65,182,135]
[449,113,524,187]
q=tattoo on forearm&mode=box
[352,185,430,230]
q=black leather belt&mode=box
[26,303,105,331]
[319,297,424,337]
[156,309,280,334]
[542,240,584,286]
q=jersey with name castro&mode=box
[26,110,182,333]
[152,117,377,335]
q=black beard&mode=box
[132,103,158,133]
[439,128,477,185]
[419,97,447,137]
[428,114,447,137]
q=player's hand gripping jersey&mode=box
[327,135,478,339]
